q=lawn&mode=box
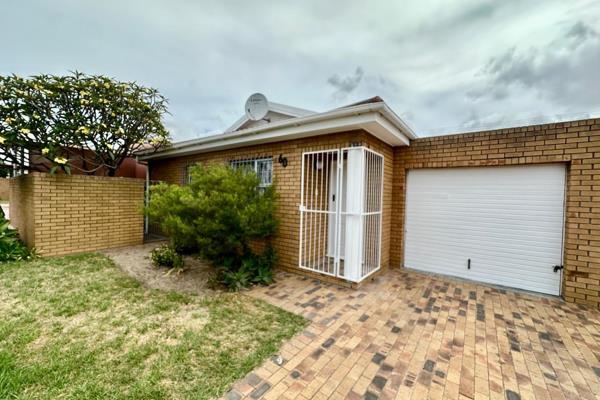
[0,253,307,399]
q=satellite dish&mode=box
[245,93,269,121]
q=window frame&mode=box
[230,157,273,188]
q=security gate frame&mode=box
[298,146,384,283]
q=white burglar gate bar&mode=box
[299,147,384,282]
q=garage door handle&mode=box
[553,265,564,273]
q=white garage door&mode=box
[404,164,565,295]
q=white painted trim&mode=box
[269,102,315,118]
[225,101,316,133]
[140,102,415,160]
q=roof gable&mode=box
[225,101,315,132]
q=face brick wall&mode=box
[391,118,600,306]
[0,178,9,200]
[149,130,393,286]
[9,172,144,256]
[8,175,35,245]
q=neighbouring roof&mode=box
[139,97,416,161]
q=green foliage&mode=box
[0,214,35,263]
[146,164,278,290]
[246,246,277,285]
[150,244,183,269]
[0,72,170,175]
[218,268,252,292]
[0,165,11,178]
[216,247,277,291]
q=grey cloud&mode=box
[411,0,503,41]
[567,21,598,41]
[327,67,364,99]
[484,47,539,88]
[469,22,600,109]
[2,1,600,140]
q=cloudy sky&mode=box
[2,1,599,140]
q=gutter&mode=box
[139,102,416,160]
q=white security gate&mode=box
[299,147,383,282]
[404,164,566,295]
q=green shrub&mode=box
[0,213,35,263]
[146,164,278,290]
[150,244,183,269]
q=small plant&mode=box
[214,246,277,291]
[255,246,277,285]
[150,244,183,269]
[0,213,36,262]
[218,268,252,292]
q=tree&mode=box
[0,72,170,175]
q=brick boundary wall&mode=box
[391,118,600,306]
[9,172,144,256]
[0,178,9,201]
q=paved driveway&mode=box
[224,269,600,400]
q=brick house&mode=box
[140,94,600,307]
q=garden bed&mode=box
[0,253,307,399]
[103,243,216,295]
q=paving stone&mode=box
[364,391,379,400]
[371,352,386,365]
[372,375,387,390]
[381,363,393,372]
[249,382,270,399]
[538,332,551,341]
[423,360,435,372]
[246,373,262,387]
[311,348,324,359]
[223,269,600,400]
[224,390,242,400]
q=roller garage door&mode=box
[403,164,566,295]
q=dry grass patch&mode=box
[0,254,306,400]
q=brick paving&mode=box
[223,269,600,400]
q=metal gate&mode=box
[299,147,384,282]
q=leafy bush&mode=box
[146,164,278,290]
[150,244,183,269]
[0,212,35,262]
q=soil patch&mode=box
[103,243,216,295]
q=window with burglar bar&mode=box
[230,157,273,188]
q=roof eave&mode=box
[140,102,414,161]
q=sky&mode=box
[2,0,600,141]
